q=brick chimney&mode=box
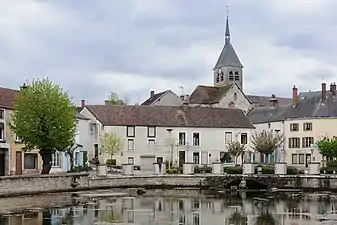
[322,82,327,103]
[81,100,86,108]
[292,85,298,107]
[150,91,154,98]
[270,94,278,108]
[331,82,336,97]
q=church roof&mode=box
[213,17,243,70]
[189,84,234,104]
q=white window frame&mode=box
[147,126,156,137]
[303,122,313,131]
[127,157,134,165]
[0,128,3,141]
[225,132,232,144]
[192,133,200,146]
[52,152,61,167]
[148,139,155,145]
[0,109,4,120]
[127,126,135,137]
[127,139,134,151]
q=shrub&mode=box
[106,159,117,165]
[68,166,92,173]
[166,167,182,174]
[194,165,212,173]
[262,166,274,174]
[89,158,99,165]
[320,167,336,174]
[108,165,122,170]
[225,166,243,174]
[327,161,337,168]
[286,166,299,175]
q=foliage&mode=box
[229,211,247,225]
[10,79,77,174]
[261,166,274,174]
[105,92,129,105]
[225,166,243,174]
[166,167,182,174]
[227,141,246,165]
[194,165,212,173]
[287,166,304,175]
[89,158,100,165]
[68,165,92,173]
[106,159,117,165]
[317,137,337,161]
[255,211,276,225]
[99,132,124,160]
[251,130,284,159]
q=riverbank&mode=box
[2,173,337,197]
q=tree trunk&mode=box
[40,151,52,174]
[69,153,74,171]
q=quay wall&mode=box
[1,174,337,197]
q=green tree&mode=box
[317,137,337,162]
[99,132,124,162]
[106,92,129,105]
[227,141,246,165]
[251,130,284,164]
[10,79,76,174]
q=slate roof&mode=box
[85,105,255,129]
[189,84,234,104]
[246,95,292,107]
[0,87,19,109]
[141,91,167,105]
[247,90,337,124]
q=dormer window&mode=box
[229,71,234,81]
[235,71,240,81]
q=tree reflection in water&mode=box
[229,210,247,225]
[255,210,277,225]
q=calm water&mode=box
[1,190,337,225]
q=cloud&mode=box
[0,0,336,105]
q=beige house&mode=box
[80,104,255,168]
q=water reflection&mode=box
[1,191,337,224]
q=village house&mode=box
[80,104,255,169]
[247,82,337,169]
[141,90,183,106]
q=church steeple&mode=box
[213,8,244,90]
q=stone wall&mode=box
[2,174,337,197]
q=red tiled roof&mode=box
[85,105,255,129]
[0,87,19,109]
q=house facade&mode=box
[80,105,255,169]
[141,90,183,106]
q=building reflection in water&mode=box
[2,192,337,225]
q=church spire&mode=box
[225,6,230,44]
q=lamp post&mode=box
[166,128,173,170]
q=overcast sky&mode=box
[1,0,336,105]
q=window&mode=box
[299,154,305,164]
[241,133,248,144]
[290,123,299,131]
[193,133,200,146]
[24,153,38,170]
[0,127,3,141]
[229,71,234,80]
[302,137,314,148]
[178,132,186,145]
[268,123,271,128]
[127,157,134,165]
[126,126,135,137]
[216,74,220,83]
[52,152,60,167]
[192,213,200,225]
[292,154,298,164]
[74,152,80,165]
[234,71,240,81]
[0,109,3,119]
[147,126,156,137]
[127,139,134,150]
[193,152,200,164]
[148,139,155,145]
[15,135,21,142]
[288,137,300,148]
[303,122,312,131]
[225,132,232,144]
[233,93,237,101]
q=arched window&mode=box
[234,93,237,101]
[235,71,240,81]
[229,71,234,81]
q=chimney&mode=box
[331,82,337,97]
[292,85,298,107]
[269,94,278,108]
[322,82,327,103]
[150,91,154,98]
[81,100,86,108]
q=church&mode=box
[142,16,292,112]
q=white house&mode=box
[141,90,183,106]
[80,104,255,170]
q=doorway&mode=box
[0,153,5,176]
[156,157,163,164]
[305,154,311,167]
[179,151,185,167]
[15,152,22,175]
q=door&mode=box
[179,151,185,167]
[157,157,163,164]
[0,154,5,176]
[15,152,22,175]
[305,154,311,167]
[140,156,155,171]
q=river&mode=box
[0,189,336,225]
